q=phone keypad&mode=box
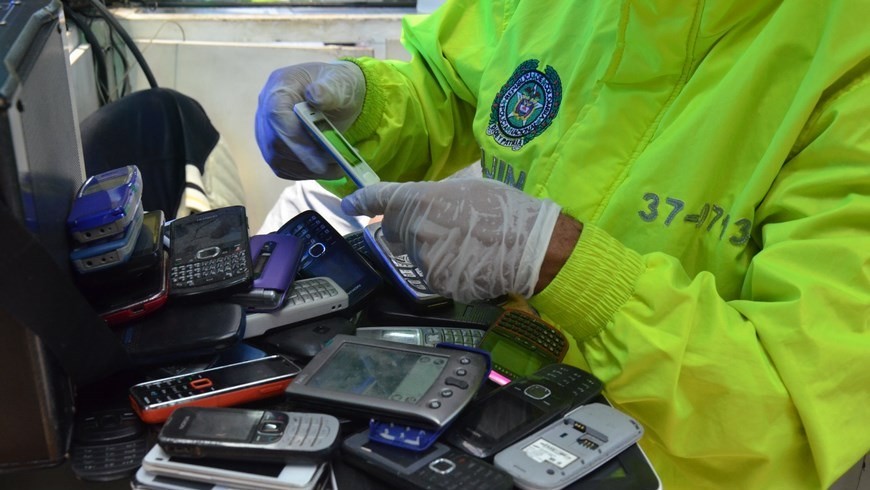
[286,277,342,306]
[422,327,484,348]
[290,214,337,249]
[495,310,567,357]
[413,450,513,489]
[70,438,147,480]
[170,248,249,289]
[534,363,603,402]
[136,373,215,406]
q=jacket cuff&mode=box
[339,57,389,145]
[530,223,644,341]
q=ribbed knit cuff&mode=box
[338,57,390,145]
[530,223,644,341]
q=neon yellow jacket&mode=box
[333,0,870,487]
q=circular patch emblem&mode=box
[487,60,562,151]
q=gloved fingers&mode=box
[340,182,408,218]
[305,61,366,131]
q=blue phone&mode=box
[67,165,142,244]
[69,203,144,273]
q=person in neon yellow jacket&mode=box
[255,0,869,487]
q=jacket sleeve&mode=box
[319,0,505,196]
[530,73,870,488]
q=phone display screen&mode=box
[306,343,447,404]
[314,119,364,169]
[481,331,552,378]
[184,410,260,442]
[458,390,546,442]
[171,210,246,264]
[82,172,131,195]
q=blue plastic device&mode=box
[67,165,142,244]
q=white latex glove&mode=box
[341,179,562,303]
[255,61,366,180]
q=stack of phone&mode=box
[67,165,145,274]
[136,406,340,490]
[69,166,173,326]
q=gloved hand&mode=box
[341,179,562,303]
[255,61,366,180]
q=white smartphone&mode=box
[142,442,325,490]
[293,101,380,187]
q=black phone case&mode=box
[261,316,357,361]
[115,302,245,365]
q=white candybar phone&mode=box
[493,403,644,490]
[293,101,380,187]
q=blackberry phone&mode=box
[169,205,253,299]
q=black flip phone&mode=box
[278,210,381,310]
[444,363,603,459]
[168,205,254,299]
[341,430,513,490]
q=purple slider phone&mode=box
[230,233,304,312]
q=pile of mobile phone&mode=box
[69,166,174,325]
[136,406,340,490]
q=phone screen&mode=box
[183,410,261,442]
[456,390,547,442]
[171,209,246,264]
[306,343,447,404]
[313,119,365,169]
[481,330,552,379]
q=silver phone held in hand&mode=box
[293,101,380,188]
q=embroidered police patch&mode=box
[487,60,562,151]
